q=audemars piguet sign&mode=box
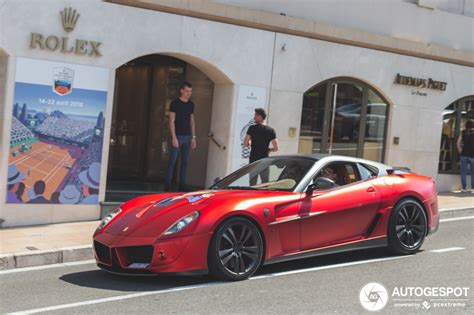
[29,7,102,57]
[394,73,447,91]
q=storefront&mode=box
[0,0,472,226]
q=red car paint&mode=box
[93,156,438,275]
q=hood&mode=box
[104,189,297,237]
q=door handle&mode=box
[367,187,375,193]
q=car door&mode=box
[300,161,381,251]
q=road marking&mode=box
[440,215,474,222]
[7,255,410,314]
[7,282,223,314]
[430,247,465,253]
[250,255,411,279]
[0,260,96,275]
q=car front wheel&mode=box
[208,217,263,281]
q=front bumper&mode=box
[93,231,212,275]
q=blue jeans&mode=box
[460,155,474,190]
[165,135,191,187]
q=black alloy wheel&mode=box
[208,217,263,281]
[388,198,427,255]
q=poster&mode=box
[6,57,109,204]
[231,85,267,171]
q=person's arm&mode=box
[190,113,196,149]
[244,126,253,147]
[269,138,279,153]
[243,134,251,147]
[457,133,463,153]
[169,112,178,148]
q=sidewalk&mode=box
[1,192,473,270]
[0,220,100,270]
[437,191,474,210]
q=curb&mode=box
[0,208,472,271]
[0,245,93,271]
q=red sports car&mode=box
[93,154,439,281]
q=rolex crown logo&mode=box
[60,7,80,32]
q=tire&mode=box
[387,198,427,255]
[208,217,264,281]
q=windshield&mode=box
[212,157,316,191]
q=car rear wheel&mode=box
[388,198,427,255]
[208,217,263,281]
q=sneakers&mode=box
[461,189,468,193]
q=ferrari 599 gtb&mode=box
[93,154,439,281]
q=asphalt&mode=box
[0,212,472,314]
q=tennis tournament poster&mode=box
[6,57,109,204]
[231,85,267,172]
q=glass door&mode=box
[299,78,389,162]
[108,63,152,180]
[327,82,364,157]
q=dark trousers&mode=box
[165,135,191,187]
[460,155,474,189]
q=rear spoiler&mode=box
[387,167,411,175]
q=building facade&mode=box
[0,0,473,227]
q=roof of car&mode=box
[269,153,392,171]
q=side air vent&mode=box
[365,213,382,236]
[94,241,111,265]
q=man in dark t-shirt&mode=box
[244,108,279,185]
[165,81,197,191]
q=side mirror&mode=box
[306,177,337,194]
[213,176,222,184]
[306,183,317,195]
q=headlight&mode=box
[163,211,200,235]
[98,207,122,230]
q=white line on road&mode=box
[250,255,411,279]
[7,255,410,314]
[7,282,224,315]
[0,260,96,275]
[440,215,474,222]
[430,247,465,253]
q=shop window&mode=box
[439,96,474,174]
[299,78,389,163]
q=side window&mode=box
[314,162,360,188]
[358,163,378,180]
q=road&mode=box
[1,214,473,314]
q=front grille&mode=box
[94,241,111,265]
[123,245,154,264]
